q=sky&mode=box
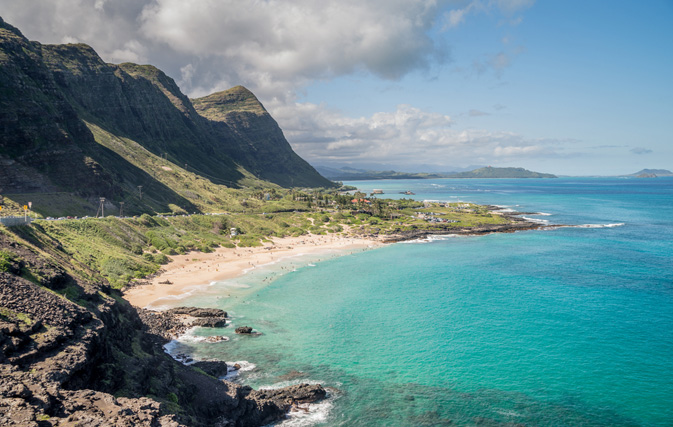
[2,0,672,175]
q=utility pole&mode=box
[119,202,125,217]
[138,185,143,200]
[97,197,106,218]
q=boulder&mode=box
[235,326,253,334]
[166,307,228,318]
[191,360,230,378]
[191,317,227,328]
[252,383,327,406]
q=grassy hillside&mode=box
[3,190,521,289]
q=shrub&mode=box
[153,253,169,264]
[139,213,157,227]
[0,250,16,272]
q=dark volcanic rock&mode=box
[235,326,253,334]
[252,383,328,406]
[191,361,230,378]
[191,317,227,328]
[166,307,228,318]
[138,307,228,341]
[0,232,329,427]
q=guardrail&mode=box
[0,216,33,227]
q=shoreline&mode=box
[123,233,383,308]
[122,216,545,424]
[123,214,544,308]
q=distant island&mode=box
[627,169,673,178]
[317,166,557,180]
[448,167,557,179]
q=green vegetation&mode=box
[0,249,16,272]
[3,184,519,290]
[0,307,34,326]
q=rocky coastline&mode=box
[0,209,550,426]
[379,210,548,243]
[0,230,326,427]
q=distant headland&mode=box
[316,165,557,180]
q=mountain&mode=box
[315,165,556,180]
[628,169,673,177]
[315,166,444,180]
[447,167,557,179]
[192,87,330,188]
[0,17,332,215]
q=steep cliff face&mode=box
[194,86,334,188]
[0,17,334,213]
[0,19,119,197]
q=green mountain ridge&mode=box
[317,165,557,180]
[0,17,333,216]
[448,167,557,179]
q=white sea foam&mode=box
[521,216,551,225]
[574,223,625,228]
[259,381,335,427]
[400,234,461,244]
[535,212,552,216]
[224,360,257,379]
[274,399,334,427]
[163,339,198,365]
[178,328,230,344]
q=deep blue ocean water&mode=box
[169,177,673,426]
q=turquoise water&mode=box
[169,177,673,426]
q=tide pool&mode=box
[170,177,673,426]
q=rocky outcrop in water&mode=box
[138,307,228,341]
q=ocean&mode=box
[165,177,673,426]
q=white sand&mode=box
[123,233,382,308]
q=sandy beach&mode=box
[123,233,382,308]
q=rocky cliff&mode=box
[0,17,333,216]
[193,87,333,188]
[0,223,325,426]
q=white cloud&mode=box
[1,0,546,170]
[443,0,535,29]
[271,101,561,167]
[2,0,451,101]
[137,0,449,98]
